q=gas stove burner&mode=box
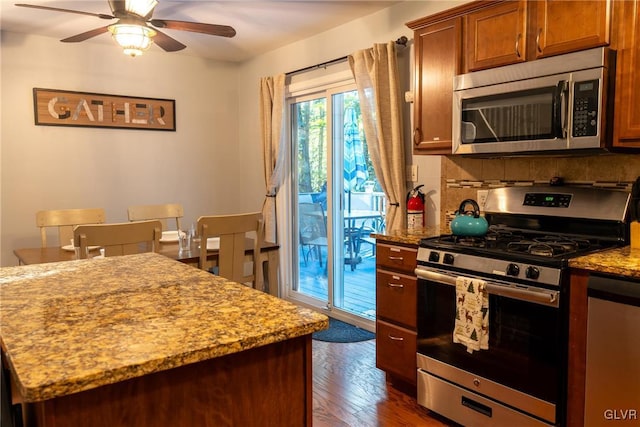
[505,235,593,257]
[534,236,591,251]
[528,243,575,257]
[438,235,487,248]
[485,228,522,241]
[457,236,487,248]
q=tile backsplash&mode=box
[440,153,640,232]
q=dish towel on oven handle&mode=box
[453,276,489,354]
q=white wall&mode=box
[1,32,243,266]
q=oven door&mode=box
[415,266,564,425]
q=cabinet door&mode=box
[465,0,527,72]
[612,0,640,149]
[376,320,417,384]
[412,17,462,154]
[533,0,610,59]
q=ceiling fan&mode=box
[15,0,236,57]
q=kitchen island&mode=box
[0,253,328,426]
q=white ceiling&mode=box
[0,0,399,62]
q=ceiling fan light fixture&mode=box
[108,23,156,57]
[125,0,158,18]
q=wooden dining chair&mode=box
[36,208,106,248]
[73,220,162,259]
[197,212,264,291]
[127,203,184,231]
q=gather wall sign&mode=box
[33,88,176,131]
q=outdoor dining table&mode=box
[343,209,384,270]
[12,239,280,296]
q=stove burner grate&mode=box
[506,235,593,257]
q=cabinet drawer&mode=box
[376,243,417,273]
[376,269,417,329]
[376,320,417,384]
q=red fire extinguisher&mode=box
[407,185,426,231]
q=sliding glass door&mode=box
[288,84,384,324]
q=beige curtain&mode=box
[349,42,406,231]
[259,74,286,243]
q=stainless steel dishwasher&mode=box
[585,274,640,426]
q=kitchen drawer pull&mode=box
[387,283,404,288]
[388,256,404,261]
[515,33,521,58]
[388,335,404,341]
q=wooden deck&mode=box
[298,245,376,318]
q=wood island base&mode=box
[21,336,312,427]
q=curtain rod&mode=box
[285,36,408,77]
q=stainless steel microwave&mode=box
[452,47,615,156]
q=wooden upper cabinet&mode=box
[533,0,611,60]
[465,0,527,72]
[612,0,640,149]
[464,0,611,72]
[409,17,462,154]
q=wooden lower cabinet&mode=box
[376,320,417,384]
[375,242,418,386]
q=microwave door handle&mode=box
[553,80,568,138]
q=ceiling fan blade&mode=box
[61,26,110,43]
[15,3,114,20]
[152,29,186,52]
[149,19,236,38]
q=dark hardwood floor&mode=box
[312,339,459,427]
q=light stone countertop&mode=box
[569,246,640,280]
[0,253,328,402]
[371,226,441,246]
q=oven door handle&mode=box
[415,268,559,308]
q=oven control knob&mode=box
[526,266,540,280]
[506,263,520,277]
[428,251,440,263]
[443,253,455,265]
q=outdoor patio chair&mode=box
[299,202,328,267]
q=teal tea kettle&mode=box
[450,199,489,237]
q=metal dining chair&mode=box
[73,220,162,259]
[197,212,264,291]
[127,203,184,231]
[36,208,106,248]
[299,202,328,267]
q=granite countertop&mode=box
[371,226,441,246]
[569,246,640,280]
[0,253,328,403]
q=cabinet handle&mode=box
[388,256,404,261]
[536,28,543,53]
[387,283,404,288]
[413,128,422,146]
[388,335,404,341]
[515,33,521,58]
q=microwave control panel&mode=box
[572,79,599,138]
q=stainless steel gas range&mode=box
[415,186,631,427]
